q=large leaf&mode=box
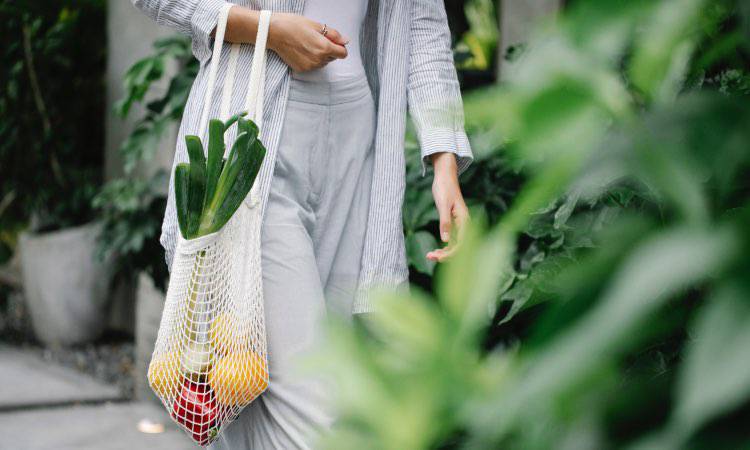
[203,119,226,213]
[629,0,705,102]
[438,220,515,340]
[471,225,740,445]
[405,231,438,276]
[672,282,750,439]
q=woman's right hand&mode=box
[267,13,348,72]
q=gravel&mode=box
[1,289,136,400]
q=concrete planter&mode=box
[18,222,113,346]
[134,273,166,402]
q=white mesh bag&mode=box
[148,6,271,446]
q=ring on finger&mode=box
[320,23,328,36]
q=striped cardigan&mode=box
[132,0,473,313]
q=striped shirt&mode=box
[132,0,473,312]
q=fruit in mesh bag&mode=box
[209,351,268,406]
[172,380,219,446]
[148,351,181,398]
[210,313,251,356]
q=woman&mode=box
[133,0,473,448]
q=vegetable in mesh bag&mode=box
[148,115,268,446]
[175,114,265,239]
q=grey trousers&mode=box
[211,76,376,450]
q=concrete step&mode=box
[0,402,193,450]
[0,345,122,410]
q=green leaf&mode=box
[237,117,260,141]
[672,282,750,438]
[438,220,515,340]
[223,112,246,131]
[471,225,740,444]
[210,138,266,233]
[199,131,251,234]
[183,135,207,238]
[203,119,226,213]
[405,231,438,276]
[629,0,705,102]
[174,163,190,239]
[366,290,445,362]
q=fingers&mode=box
[323,26,350,46]
[426,243,459,262]
[326,41,348,60]
[427,199,470,263]
[438,203,453,243]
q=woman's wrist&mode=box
[430,152,459,182]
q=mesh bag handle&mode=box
[198,6,270,206]
[199,6,270,129]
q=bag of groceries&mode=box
[148,7,272,446]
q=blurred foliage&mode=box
[321,0,750,448]
[114,36,198,173]
[0,1,105,236]
[453,0,499,71]
[94,36,196,292]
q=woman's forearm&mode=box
[218,8,348,73]
[224,6,260,44]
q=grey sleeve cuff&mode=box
[418,128,474,176]
[190,0,232,62]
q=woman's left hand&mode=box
[426,152,469,262]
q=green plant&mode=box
[93,175,168,291]
[94,36,197,291]
[453,0,499,71]
[115,36,198,172]
[174,115,266,239]
[0,1,105,233]
[319,0,750,448]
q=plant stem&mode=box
[185,250,206,341]
[22,22,65,188]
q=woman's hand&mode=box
[426,152,469,263]
[226,8,348,72]
[268,13,349,72]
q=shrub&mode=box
[319,1,750,448]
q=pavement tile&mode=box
[0,345,121,409]
[0,401,194,450]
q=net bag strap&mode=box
[198,5,270,208]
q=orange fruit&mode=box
[148,352,181,399]
[208,351,268,406]
[210,313,249,355]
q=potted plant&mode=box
[1,3,111,346]
[94,35,197,399]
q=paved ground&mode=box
[0,345,121,409]
[0,345,193,449]
[0,402,193,450]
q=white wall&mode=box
[105,0,178,333]
[497,0,562,80]
[105,0,178,180]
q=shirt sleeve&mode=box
[407,0,474,176]
[131,0,230,62]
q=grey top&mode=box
[131,0,473,313]
[292,0,369,81]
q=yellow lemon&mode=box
[209,351,268,406]
[148,352,181,399]
[210,313,249,355]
